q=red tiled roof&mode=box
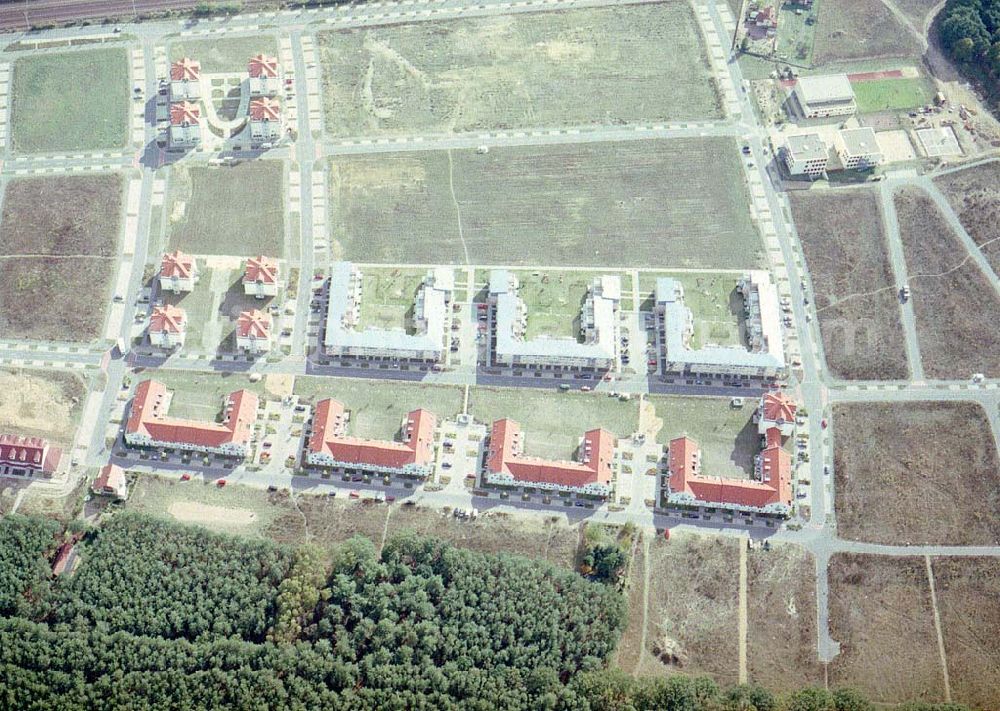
[237,309,271,339]
[0,434,60,473]
[250,97,281,122]
[243,255,278,285]
[170,57,201,81]
[308,398,437,469]
[761,390,797,426]
[93,463,125,492]
[170,101,201,126]
[161,250,195,279]
[486,419,615,489]
[149,305,186,335]
[668,435,791,509]
[125,380,259,449]
[248,54,280,78]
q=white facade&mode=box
[149,325,186,350]
[250,116,282,144]
[236,331,271,354]
[124,429,249,458]
[782,133,829,177]
[794,74,856,119]
[836,128,883,170]
[484,470,611,497]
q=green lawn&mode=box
[11,48,128,153]
[168,36,279,73]
[129,371,268,422]
[516,270,601,341]
[467,387,639,461]
[293,377,464,439]
[852,77,934,112]
[166,161,286,257]
[319,3,721,137]
[650,395,759,480]
[329,139,764,268]
[357,268,426,332]
[639,271,744,350]
[162,261,217,352]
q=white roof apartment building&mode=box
[324,261,453,363]
[781,133,829,178]
[835,127,883,170]
[793,74,856,119]
[654,271,785,379]
[488,270,620,372]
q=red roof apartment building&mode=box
[0,434,62,477]
[168,101,202,149]
[243,255,279,298]
[664,391,796,516]
[92,463,127,499]
[236,309,272,355]
[160,250,198,293]
[249,96,283,145]
[125,380,259,459]
[304,399,437,478]
[169,57,201,101]
[148,304,187,350]
[248,53,281,96]
[484,419,616,497]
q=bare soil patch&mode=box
[934,161,1000,275]
[265,495,390,549]
[812,0,923,65]
[790,188,908,380]
[746,543,821,691]
[833,401,1000,545]
[895,187,1000,378]
[168,501,257,527]
[0,369,86,446]
[931,556,1000,710]
[639,532,740,686]
[828,554,943,703]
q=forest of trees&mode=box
[0,513,976,710]
[940,0,1000,89]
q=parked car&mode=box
[179,473,191,482]
[216,479,227,487]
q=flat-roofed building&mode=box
[168,101,201,149]
[835,127,883,170]
[124,380,259,459]
[654,271,785,379]
[484,419,615,497]
[236,309,272,354]
[248,54,281,96]
[160,250,197,293]
[488,270,620,373]
[304,398,437,478]
[324,262,453,363]
[243,255,279,298]
[793,74,856,118]
[169,58,202,101]
[781,133,829,177]
[148,304,187,350]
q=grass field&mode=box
[166,161,286,257]
[11,48,128,153]
[328,139,763,268]
[853,77,935,112]
[828,554,944,703]
[649,395,758,480]
[789,189,908,380]
[833,401,1000,545]
[638,533,740,686]
[357,268,426,332]
[894,187,1000,378]
[890,0,943,29]
[318,2,721,137]
[467,387,639,461]
[129,371,268,422]
[746,543,821,692]
[931,557,1000,710]
[812,0,922,66]
[515,270,599,341]
[640,272,743,349]
[0,369,87,447]
[294,377,464,439]
[934,161,1000,275]
[0,174,122,341]
[168,36,280,73]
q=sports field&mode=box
[852,77,934,112]
[11,48,128,153]
[166,161,286,257]
[293,377,464,439]
[467,386,639,461]
[168,36,280,73]
[328,139,763,268]
[318,2,721,137]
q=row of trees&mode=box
[940,0,1000,78]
